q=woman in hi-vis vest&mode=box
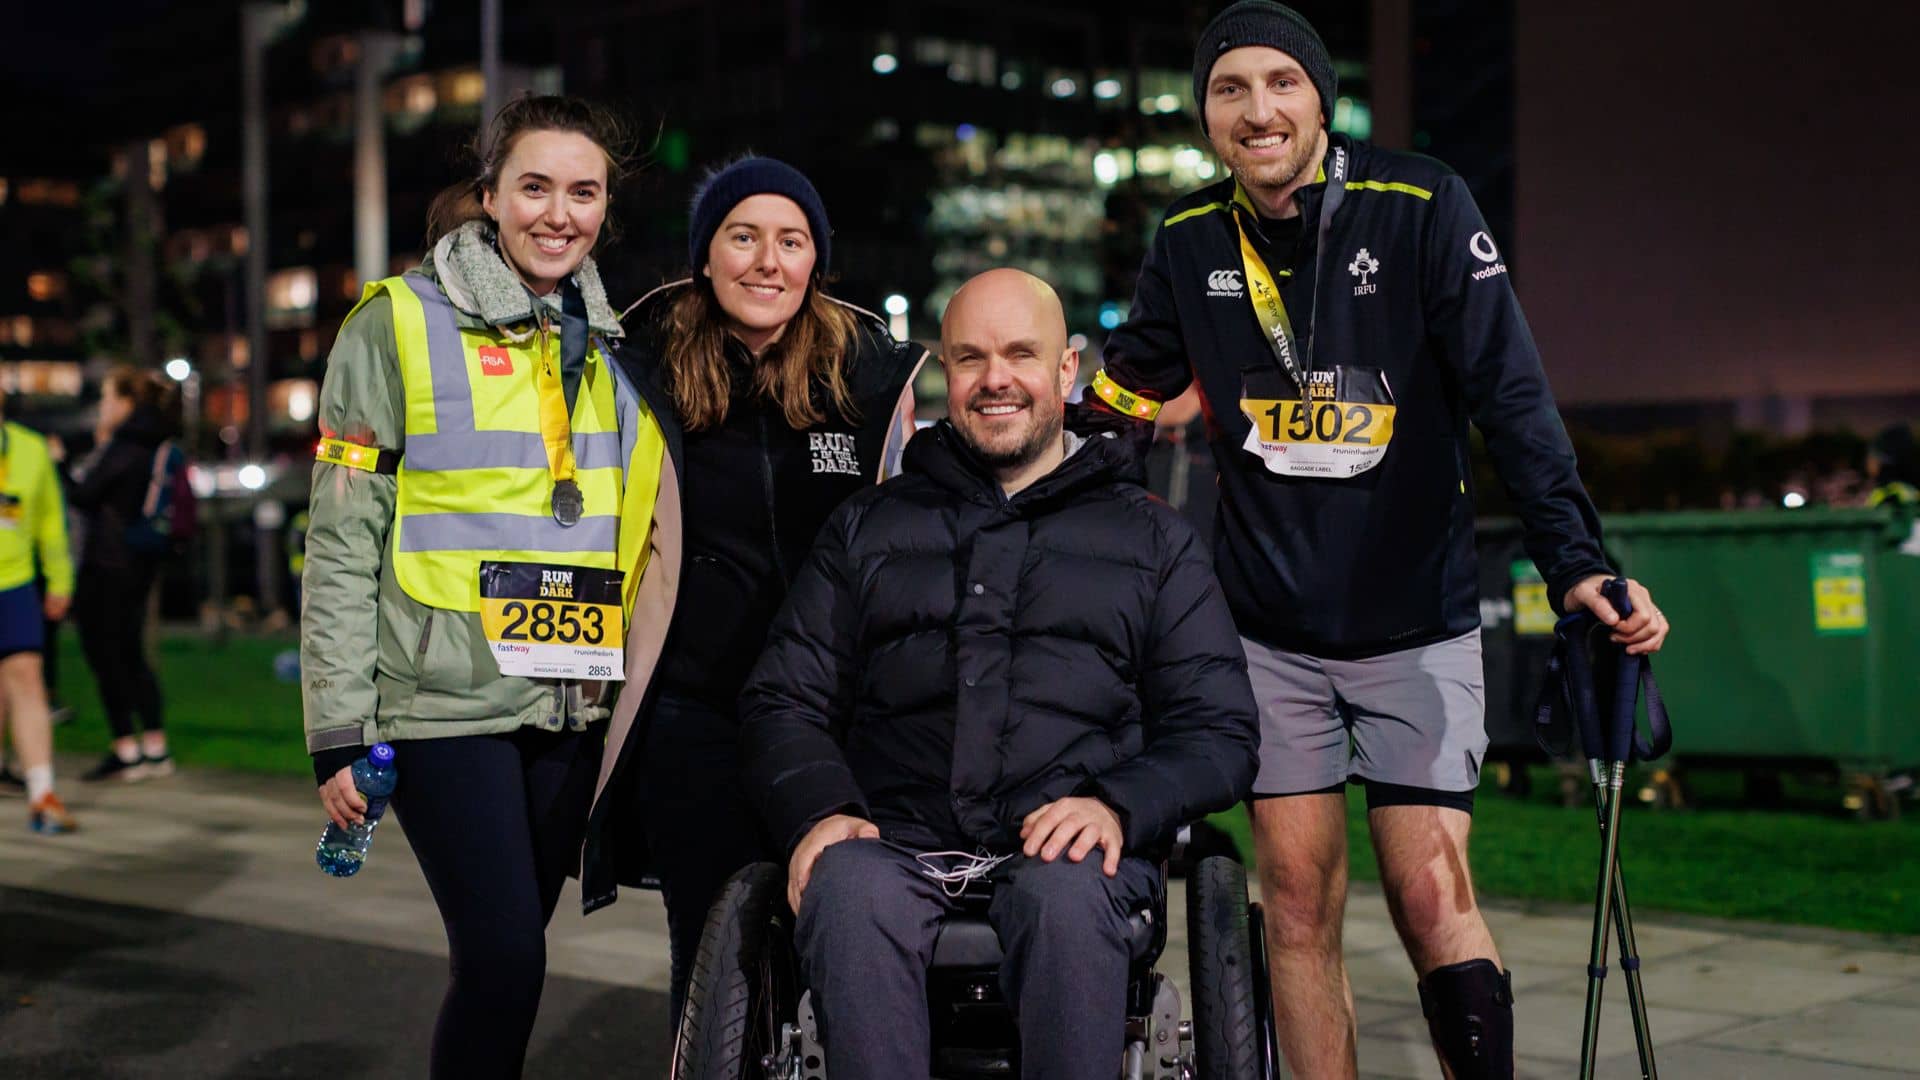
[577,156,926,1031]
[300,95,672,1079]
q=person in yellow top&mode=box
[0,388,77,833]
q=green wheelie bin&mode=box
[1600,507,1920,816]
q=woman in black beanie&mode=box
[582,156,925,1028]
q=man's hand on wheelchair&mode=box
[1021,796,1125,877]
[788,813,881,914]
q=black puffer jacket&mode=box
[739,416,1259,858]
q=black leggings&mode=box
[641,691,774,1026]
[391,725,603,1080]
[73,564,163,738]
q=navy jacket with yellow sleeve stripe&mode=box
[1101,133,1610,659]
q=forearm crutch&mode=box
[1537,578,1672,1080]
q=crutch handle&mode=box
[1602,576,1633,619]
[1597,578,1639,763]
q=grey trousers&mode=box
[795,839,1159,1080]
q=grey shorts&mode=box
[1243,630,1488,796]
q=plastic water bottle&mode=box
[315,743,397,877]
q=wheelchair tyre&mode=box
[673,862,799,1080]
[1188,855,1263,1079]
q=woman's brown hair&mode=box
[662,280,861,433]
[103,365,181,426]
[424,93,634,249]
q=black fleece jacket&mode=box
[1101,134,1612,658]
[622,283,926,711]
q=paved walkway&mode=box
[4,759,1917,1077]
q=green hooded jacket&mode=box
[301,221,665,767]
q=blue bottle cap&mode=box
[368,743,396,766]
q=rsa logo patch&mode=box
[478,346,513,376]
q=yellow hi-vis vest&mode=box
[363,273,652,614]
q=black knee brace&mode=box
[1417,958,1514,1079]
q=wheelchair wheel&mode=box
[1187,855,1263,1079]
[674,862,800,1080]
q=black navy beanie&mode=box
[688,156,831,276]
[1192,1,1337,135]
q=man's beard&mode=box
[1231,127,1322,199]
[958,392,1063,472]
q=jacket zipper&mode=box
[416,613,433,659]
[758,411,788,583]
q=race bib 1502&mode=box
[1239,365,1397,478]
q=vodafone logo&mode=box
[478,346,513,376]
[1468,231,1509,282]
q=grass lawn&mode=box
[46,628,1920,936]
[1209,763,1920,938]
[50,627,310,776]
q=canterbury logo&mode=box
[1206,269,1244,296]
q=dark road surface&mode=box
[0,886,672,1078]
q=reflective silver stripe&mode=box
[575,430,621,470]
[405,431,623,472]
[607,347,644,475]
[398,513,618,553]
[400,274,475,432]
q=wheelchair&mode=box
[670,846,1281,1079]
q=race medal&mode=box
[551,478,584,527]
[1238,365,1397,478]
[478,561,625,681]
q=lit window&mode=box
[15,179,81,208]
[312,36,361,74]
[1050,78,1077,99]
[441,69,486,107]
[1093,78,1122,100]
[148,139,168,191]
[266,268,318,328]
[1093,151,1120,186]
[26,272,66,303]
[167,124,207,169]
[386,76,437,117]
[0,361,84,396]
[1,316,31,346]
[274,379,320,423]
[872,53,898,75]
[1332,96,1372,141]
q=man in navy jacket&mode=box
[1090,4,1669,1077]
